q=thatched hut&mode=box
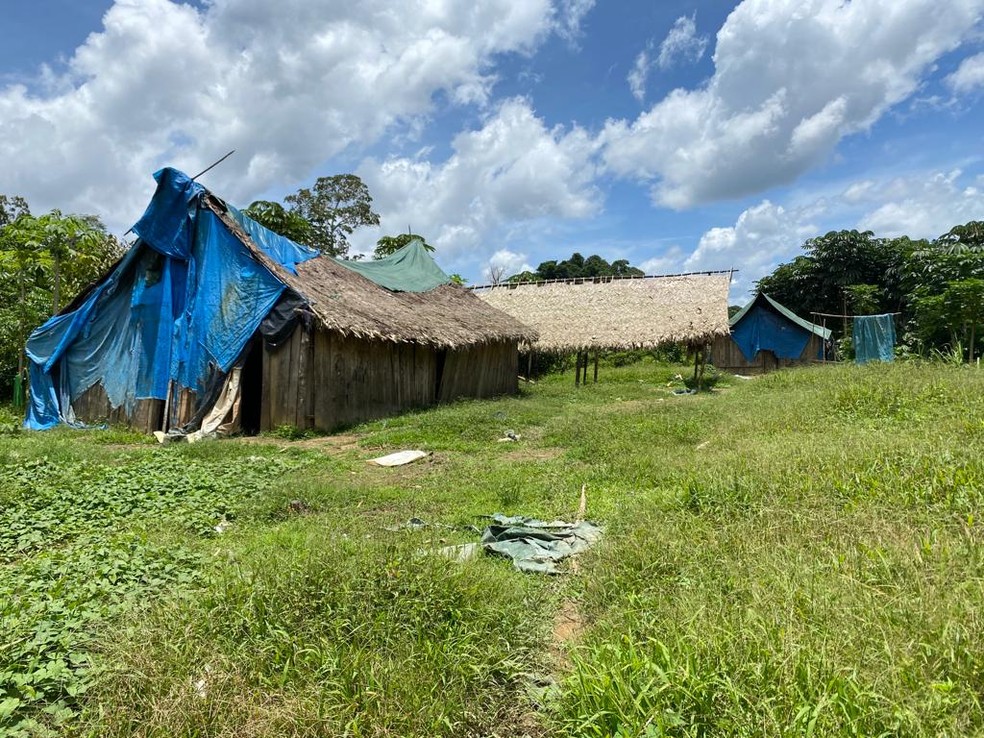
[710,292,831,373]
[25,168,533,435]
[473,273,732,353]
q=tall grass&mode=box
[3,361,982,736]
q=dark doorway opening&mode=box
[240,336,264,435]
[434,348,447,400]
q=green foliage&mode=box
[242,200,314,244]
[506,252,645,283]
[757,222,984,360]
[89,529,540,737]
[3,362,984,737]
[0,449,304,733]
[374,233,434,259]
[285,174,380,258]
[844,283,881,314]
[0,204,122,399]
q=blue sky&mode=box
[1,0,982,300]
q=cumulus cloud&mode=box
[0,0,576,230]
[486,248,535,282]
[656,14,707,70]
[354,97,602,274]
[603,0,984,209]
[947,51,984,93]
[855,170,984,238]
[627,14,707,103]
[682,201,819,298]
[672,168,984,300]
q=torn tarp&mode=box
[480,514,602,574]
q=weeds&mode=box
[1,361,982,736]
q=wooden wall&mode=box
[438,340,518,402]
[73,381,164,433]
[710,333,825,373]
[262,328,519,432]
[263,327,439,432]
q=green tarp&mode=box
[334,240,451,293]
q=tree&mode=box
[0,206,121,398]
[284,174,380,257]
[936,221,984,254]
[0,195,30,226]
[373,233,434,260]
[243,200,314,244]
[507,252,645,283]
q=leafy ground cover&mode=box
[1,360,982,737]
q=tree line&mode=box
[755,221,984,361]
[496,252,645,284]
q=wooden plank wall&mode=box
[73,382,164,433]
[710,334,825,373]
[438,340,518,402]
[262,327,439,432]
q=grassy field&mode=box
[1,360,982,737]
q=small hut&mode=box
[710,292,831,373]
[474,273,732,379]
[25,168,534,434]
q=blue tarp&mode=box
[24,167,316,430]
[854,314,896,364]
[730,295,823,362]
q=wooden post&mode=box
[693,346,699,385]
[593,351,599,383]
[527,350,533,380]
[574,352,581,386]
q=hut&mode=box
[710,292,831,373]
[25,168,534,435]
[474,273,732,380]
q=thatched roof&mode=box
[206,196,534,349]
[473,273,732,352]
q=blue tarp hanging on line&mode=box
[24,167,317,430]
[854,314,896,364]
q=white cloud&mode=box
[627,47,651,103]
[673,167,984,301]
[855,170,984,238]
[354,97,602,274]
[486,248,534,282]
[656,14,707,70]
[0,0,581,230]
[555,0,596,44]
[639,245,687,275]
[627,14,707,104]
[947,51,984,93]
[602,0,984,209]
[683,200,818,298]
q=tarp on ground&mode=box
[729,293,830,362]
[480,514,602,574]
[25,167,316,430]
[854,314,896,364]
[334,239,451,293]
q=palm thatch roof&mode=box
[473,273,732,352]
[206,196,534,349]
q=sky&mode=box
[1,0,983,301]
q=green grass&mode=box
[1,361,982,736]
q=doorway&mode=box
[239,336,264,435]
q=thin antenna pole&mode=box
[192,150,235,180]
